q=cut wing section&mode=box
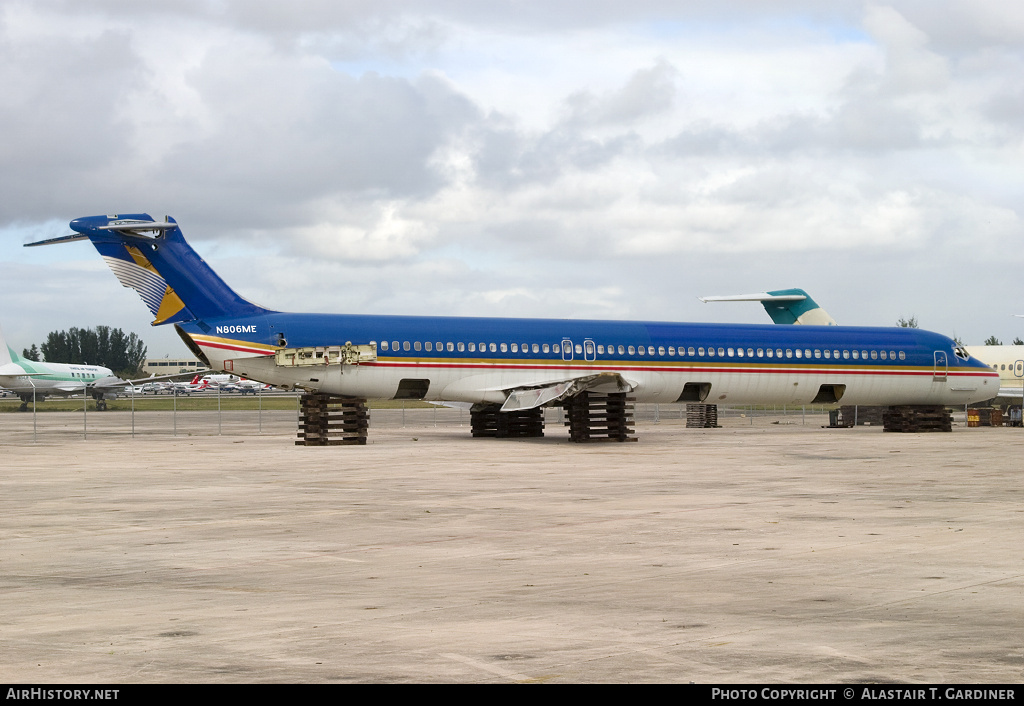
[501,372,636,412]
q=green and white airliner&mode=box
[0,326,122,410]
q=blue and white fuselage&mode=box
[182,312,996,407]
[29,215,999,410]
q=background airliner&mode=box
[703,288,1023,400]
[0,324,121,410]
[26,215,999,438]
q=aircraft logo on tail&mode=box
[98,242,190,325]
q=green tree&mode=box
[39,326,147,378]
[984,336,1002,346]
[21,344,40,361]
[897,316,918,328]
[1014,337,1023,346]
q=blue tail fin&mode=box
[27,214,274,326]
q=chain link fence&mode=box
[1,388,852,442]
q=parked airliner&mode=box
[704,289,1022,401]
[0,324,120,410]
[26,216,998,432]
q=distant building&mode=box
[142,358,203,376]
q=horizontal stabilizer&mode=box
[24,233,91,247]
[700,287,837,326]
[699,292,807,303]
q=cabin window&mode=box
[552,343,560,353]
[757,348,764,357]
[393,341,400,351]
[861,350,868,359]
[842,350,849,359]
[773,349,781,358]
[468,342,475,352]
[616,345,623,355]
[899,351,906,360]
[668,346,675,356]
[890,350,896,360]
[628,346,636,355]
[414,341,422,351]
[804,349,811,358]
[879,350,886,360]
[823,349,830,358]
[727,348,734,357]
[380,341,389,351]
[794,349,802,358]
[688,347,695,356]
[403,341,410,351]
[424,342,432,351]
[698,347,705,356]
[456,343,464,352]
[851,350,859,359]
[708,347,716,357]
[638,346,645,356]
[746,348,753,357]
[658,346,665,356]
[500,343,508,352]
[510,343,518,353]
[533,344,540,353]
[480,342,487,352]
[489,343,497,352]
[597,345,604,354]
[542,344,550,353]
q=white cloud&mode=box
[2,0,1024,352]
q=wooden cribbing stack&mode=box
[470,406,545,438]
[882,405,952,433]
[686,404,719,428]
[564,392,637,442]
[296,393,369,445]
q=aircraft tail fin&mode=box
[26,214,274,326]
[699,288,837,326]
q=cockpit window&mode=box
[954,346,969,361]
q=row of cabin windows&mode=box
[377,339,908,361]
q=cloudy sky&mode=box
[2,0,1023,357]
